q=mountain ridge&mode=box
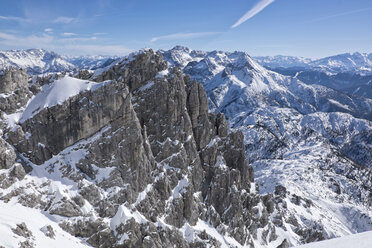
[0,46,371,247]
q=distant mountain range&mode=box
[0,49,113,74]
[1,48,371,75]
[1,47,371,101]
[0,49,75,75]
[254,53,372,99]
[66,55,118,70]
[254,52,372,74]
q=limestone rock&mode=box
[0,137,16,169]
[49,197,83,217]
[1,49,280,247]
[0,68,28,93]
[0,68,32,114]
[9,163,26,180]
[11,222,33,238]
[40,225,56,239]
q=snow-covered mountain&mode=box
[0,49,75,74]
[0,49,116,75]
[312,52,372,74]
[254,52,372,74]
[162,46,372,245]
[163,46,372,121]
[0,50,289,248]
[0,47,371,247]
[254,55,312,69]
[254,53,372,99]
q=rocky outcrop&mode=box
[0,137,16,169]
[9,80,135,165]
[1,49,282,247]
[0,68,32,114]
[0,68,28,93]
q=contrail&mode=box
[231,0,275,28]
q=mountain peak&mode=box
[170,45,192,52]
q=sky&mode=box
[0,0,371,58]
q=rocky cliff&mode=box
[0,50,286,247]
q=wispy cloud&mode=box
[0,32,53,47]
[44,28,53,33]
[0,31,130,56]
[65,44,131,55]
[0,15,30,23]
[308,7,372,23]
[61,32,77,37]
[150,32,221,42]
[60,36,98,42]
[52,16,77,24]
[93,32,107,36]
[231,0,275,28]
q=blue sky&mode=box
[0,0,371,58]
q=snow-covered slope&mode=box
[162,46,372,246]
[19,76,110,122]
[0,202,90,248]
[0,49,75,74]
[295,230,372,248]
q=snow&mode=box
[110,205,147,232]
[328,99,352,111]
[295,230,372,248]
[180,219,243,248]
[3,111,23,129]
[0,202,90,248]
[137,81,155,91]
[215,155,228,169]
[171,178,189,199]
[156,69,169,78]
[19,76,111,123]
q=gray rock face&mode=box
[0,68,28,93]
[0,137,16,169]
[41,225,56,239]
[0,68,32,114]
[49,197,84,217]
[11,222,33,238]
[9,163,26,180]
[2,49,281,247]
[10,81,135,165]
